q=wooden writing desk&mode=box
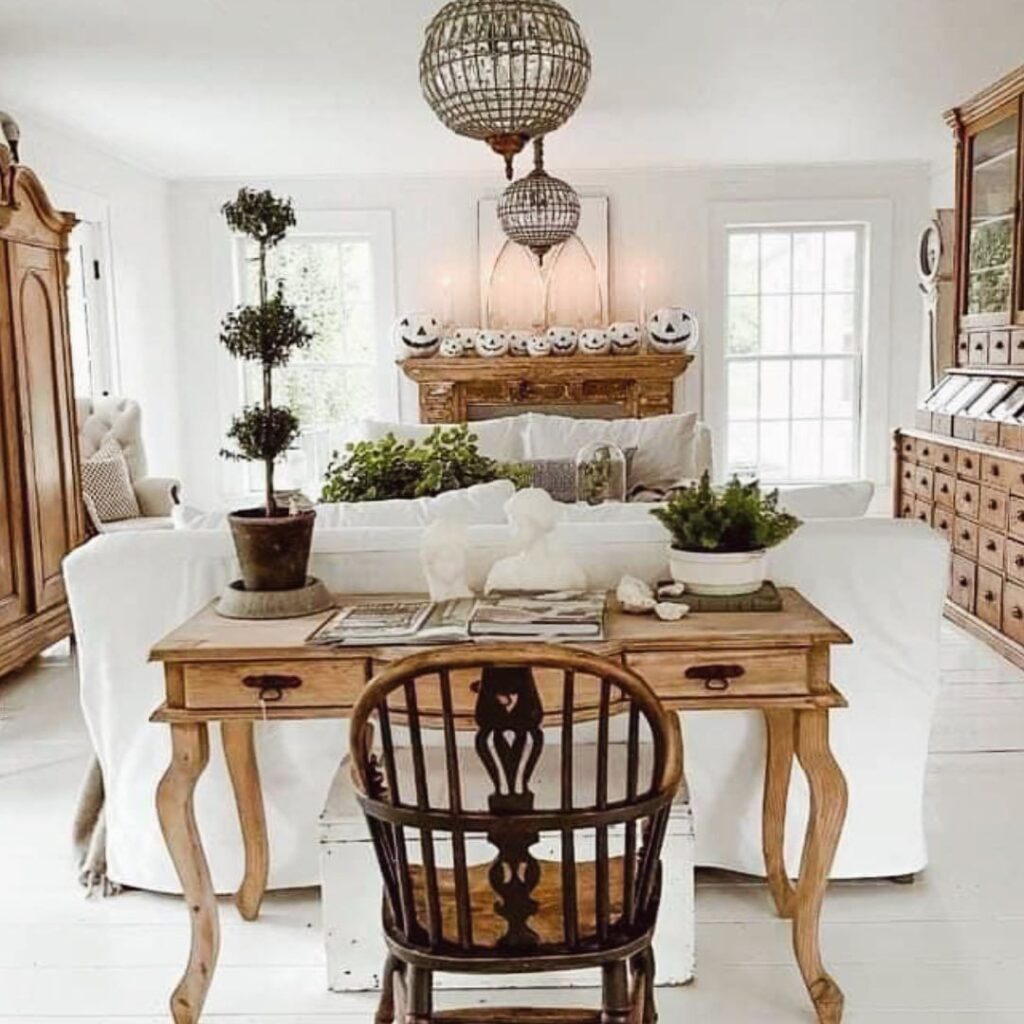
[150,588,851,1023]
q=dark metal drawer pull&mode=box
[991,465,1001,477]
[987,540,997,551]
[684,663,745,691]
[242,674,303,702]
[958,575,969,587]
[984,590,995,603]
[988,499,999,510]
[1016,555,1024,568]
[1013,607,1024,621]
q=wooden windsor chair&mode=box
[348,643,684,1024]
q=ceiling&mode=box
[1,0,1022,180]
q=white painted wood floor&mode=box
[1,622,1023,1023]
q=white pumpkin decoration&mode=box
[526,334,552,357]
[609,321,642,355]
[546,326,578,356]
[453,327,478,355]
[647,307,699,353]
[438,336,464,358]
[579,328,611,355]
[508,330,531,356]
[395,312,441,358]
[475,329,510,358]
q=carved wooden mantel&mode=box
[400,354,693,423]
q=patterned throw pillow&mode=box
[81,438,141,523]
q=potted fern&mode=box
[651,472,800,595]
[220,188,314,592]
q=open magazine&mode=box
[308,591,606,646]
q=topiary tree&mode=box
[219,188,312,516]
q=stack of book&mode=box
[308,591,606,646]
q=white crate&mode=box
[319,748,695,992]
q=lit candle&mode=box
[441,274,454,329]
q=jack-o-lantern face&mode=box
[475,330,509,357]
[579,328,611,355]
[545,326,578,355]
[526,334,551,357]
[507,330,530,356]
[608,321,642,354]
[453,328,477,354]
[647,307,698,353]
[395,313,441,358]
[439,336,464,358]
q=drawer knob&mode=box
[943,454,951,464]
[1014,607,1024,621]
[921,477,929,486]
[958,575,969,587]
[985,590,995,602]
[964,492,973,502]
[940,519,949,529]
[684,663,745,691]
[1017,511,1024,522]
[961,530,971,540]
[992,465,1001,477]
[965,458,974,469]
[987,540,997,551]
[918,513,928,522]
[242,673,303,702]
[922,448,931,457]
[1016,555,1024,568]
[996,341,1006,350]
[989,499,999,510]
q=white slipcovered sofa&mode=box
[63,458,946,894]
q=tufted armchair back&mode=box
[76,395,148,482]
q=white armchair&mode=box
[76,395,180,532]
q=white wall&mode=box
[170,162,930,508]
[17,115,182,476]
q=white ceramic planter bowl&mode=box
[668,548,767,596]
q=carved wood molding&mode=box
[0,156,77,249]
[400,354,692,423]
[944,61,1024,130]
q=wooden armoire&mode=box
[0,145,84,677]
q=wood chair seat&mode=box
[406,857,628,951]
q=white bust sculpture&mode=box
[484,488,588,594]
[420,518,473,601]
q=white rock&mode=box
[617,575,656,614]
[658,581,687,598]
[655,601,690,622]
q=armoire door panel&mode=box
[11,243,77,611]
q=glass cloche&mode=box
[575,441,627,505]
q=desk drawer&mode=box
[1004,581,1024,644]
[932,444,956,473]
[183,660,367,710]
[957,449,981,480]
[979,527,1005,571]
[977,567,1003,629]
[625,650,809,698]
[981,486,1008,530]
[950,555,976,611]
[953,515,978,558]
[981,455,1013,490]
[1007,538,1024,584]
[955,479,979,519]
[1009,497,1024,541]
[899,435,916,460]
[914,465,934,499]
[933,508,953,543]
[934,470,956,508]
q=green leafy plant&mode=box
[219,188,312,515]
[651,471,801,553]
[320,425,531,502]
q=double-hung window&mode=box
[233,211,395,495]
[723,225,866,482]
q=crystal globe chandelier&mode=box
[420,0,591,179]
[498,136,580,263]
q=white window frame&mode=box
[221,208,396,499]
[707,199,893,486]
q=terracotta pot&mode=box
[668,547,767,596]
[228,508,316,592]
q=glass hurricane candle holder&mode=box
[575,441,627,505]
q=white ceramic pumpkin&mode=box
[546,326,578,356]
[579,328,611,355]
[609,321,642,355]
[453,327,478,355]
[508,330,531,356]
[647,307,699,353]
[394,312,441,358]
[438,336,464,358]
[526,334,551,357]
[475,330,510,358]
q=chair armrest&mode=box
[133,477,181,517]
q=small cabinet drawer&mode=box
[1012,329,1024,366]
[1009,497,1024,541]
[915,466,934,499]
[957,449,981,480]
[981,455,1013,490]
[182,660,368,711]
[898,494,915,518]
[915,438,937,464]
[933,509,953,543]
[899,435,916,459]
[957,334,970,364]
[1006,538,1024,583]
[934,470,956,508]
[1004,581,1024,643]
[899,459,916,492]
[976,567,1003,628]
[1008,461,1024,497]
[989,330,1010,365]
[979,527,1004,570]
[954,479,979,518]
[931,444,956,471]
[969,332,989,364]
[980,486,1008,529]
[624,650,810,698]
[953,515,978,558]
[950,554,976,611]
[914,499,933,526]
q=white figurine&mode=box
[579,328,611,355]
[484,488,588,593]
[475,329,510,357]
[508,330,531,356]
[453,327,478,355]
[526,333,552,356]
[647,307,699,354]
[546,326,578,355]
[420,519,473,601]
[394,312,441,358]
[438,336,464,358]
[609,321,642,355]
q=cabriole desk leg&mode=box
[762,708,797,918]
[222,720,269,920]
[156,722,220,1024]
[792,708,848,1024]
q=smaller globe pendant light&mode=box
[498,136,581,265]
